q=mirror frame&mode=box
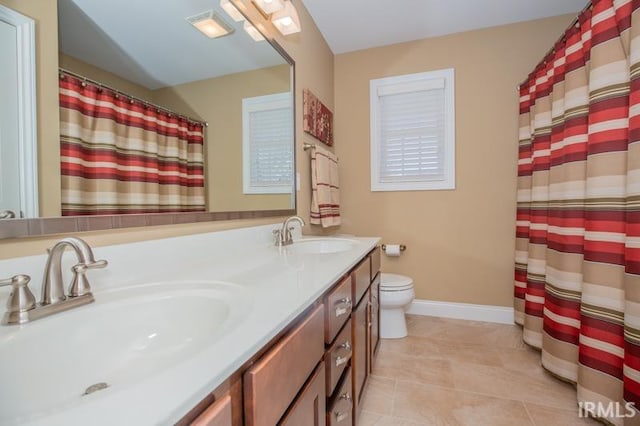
[0,4,296,239]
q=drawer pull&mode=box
[334,411,349,423]
[333,393,353,422]
[334,297,352,317]
[335,341,352,367]
[339,392,352,402]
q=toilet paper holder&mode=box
[381,244,406,252]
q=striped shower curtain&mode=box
[514,1,640,424]
[59,72,206,215]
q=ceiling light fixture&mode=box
[271,0,301,35]
[220,0,245,22]
[244,21,265,41]
[253,0,284,15]
[186,10,234,39]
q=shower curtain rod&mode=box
[58,68,209,127]
[517,1,594,88]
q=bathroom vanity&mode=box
[182,243,382,426]
[0,224,380,425]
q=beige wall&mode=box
[153,65,291,212]
[0,0,334,259]
[1,0,61,217]
[59,53,154,100]
[335,15,574,307]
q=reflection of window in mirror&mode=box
[242,93,293,195]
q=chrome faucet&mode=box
[0,237,107,325]
[273,216,305,246]
[42,237,108,304]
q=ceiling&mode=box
[58,0,287,90]
[299,0,589,54]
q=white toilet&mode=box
[379,273,415,339]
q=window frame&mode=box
[370,68,455,192]
[242,92,293,195]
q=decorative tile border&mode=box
[0,209,295,239]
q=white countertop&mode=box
[0,223,379,425]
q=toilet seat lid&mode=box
[380,273,413,290]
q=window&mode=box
[370,69,455,191]
[242,92,293,194]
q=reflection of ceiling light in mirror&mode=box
[254,0,284,15]
[244,21,265,41]
[186,10,234,39]
[272,0,301,35]
[220,0,245,22]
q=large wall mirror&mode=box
[0,0,295,237]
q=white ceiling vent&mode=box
[186,10,234,39]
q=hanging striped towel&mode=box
[310,145,341,227]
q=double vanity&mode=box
[0,223,380,425]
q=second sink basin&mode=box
[288,237,358,254]
[0,280,250,425]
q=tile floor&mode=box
[358,315,601,426]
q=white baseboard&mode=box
[406,299,515,325]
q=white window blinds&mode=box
[370,69,455,191]
[242,93,293,194]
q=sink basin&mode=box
[0,280,250,425]
[287,238,358,254]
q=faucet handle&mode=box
[68,259,108,297]
[84,259,108,270]
[0,275,36,324]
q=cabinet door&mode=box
[244,305,325,426]
[326,318,352,396]
[325,275,353,344]
[352,257,371,305]
[279,363,326,426]
[370,273,380,370]
[370,246,381,280]
[327,367,353,426]
[351,292,369,419]
[191,395,232,426]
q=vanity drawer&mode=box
[370,246,381,281]
[279,363,326,426]
[325,318,352,396]
[327,367,353,426]
[191,394,232,426]
[352,257,371,305]
[325,275,353,344]
[244,305,325,426]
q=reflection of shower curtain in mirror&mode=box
[59,73,205,215]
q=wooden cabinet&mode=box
[244,305,324,426]
[369,273,380,371]
[327,367,353,426]
[370,246,381,280]
[280,363,326,426]
[351,291,369,419]
[180,247,382,426]
[352,257,371,305]
[325,275,353,344]
[191,395,232,426]
[325,318,352,395]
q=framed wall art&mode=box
[303,89,334,146]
